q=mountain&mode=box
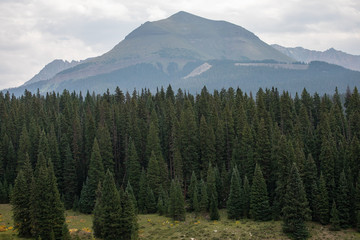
[3,11,360,96]
[23,59,80,86]
[272,44,360,71]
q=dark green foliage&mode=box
[227,168,243,220]
[138,169,148,213]
[146,188,157,213]
[93,182,104,238]
[157,195,166,215]
[330,201,340,231]
[121,190,139,240]
[210,193,220,220]
[62,140,77,210]
[169,180,186,221]
[11,155,33,237]
[62,223,71,240]
[199,115,216,171]
[178,100,198,183]
[243,175,251,218]
[79,138,105,213]
[337,170,350,228]
[255,119,272,186]
[317,173,329,225]
[199,179,208,212]
[126,141,142,197]
[282,163,310,240]
[147,151,161,195]
[126,181,138,213]
[206,164,217,206]
[172,147,183,183]
[188,171,198,211]
[17,125,31,171]
[5,141,17,185]
[31,153,65,240]
[3,86,360,236]
[93,170,123,240]
[193,185,200,214]
[302,154,318,220]
[250,164,271,221]
[96,123,114,173]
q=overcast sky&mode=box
[1,0,359,89]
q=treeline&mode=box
[1,85,360,237]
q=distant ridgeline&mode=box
[2,85,360,238]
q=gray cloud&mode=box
[0,0,359,89]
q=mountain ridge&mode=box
[3,11,359,96]
[272,44,360,71]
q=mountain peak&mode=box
[167,11,205,21]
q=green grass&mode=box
[1,204,360,240]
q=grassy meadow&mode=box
[0,204,359,239]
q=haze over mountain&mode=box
[3,11,360,96]
[272,44,360,72]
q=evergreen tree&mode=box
[207,163,217,205]
[199,115,216,171]
[48,126,62,192]
[5,141,17,185]
[62,141,77,210]
[79,138,105,213]
[227,168,243,220]
[93,170,123,240]
[243,175,251,218]
[138,169,148,213]
[302,154,318,220]
[337,170,350,228]
[169,180,186,221]
[126,141,141,197]
[317,173,329,225]
[157,195,165,215]
[126,181,138,213]
[173,147,183,183]
[11,154,33,237]
[282,163,310,240]
[147,151,161,196]
[255,119,272,186]
[31,153,65,239]
[121,190,139,240]
[17,125,31,171]
[210,194,220,220]
[93,182,104,238]
[188,171,198,211]
[178,100,198,184]
[330,201,340,231]
[146,187,157,213]
[96,123,114,173]
[193,185,200,214]
[199,179,208,212]
[319,119,336,205]
[250,164,271,221]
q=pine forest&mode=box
[2,85,360,239]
